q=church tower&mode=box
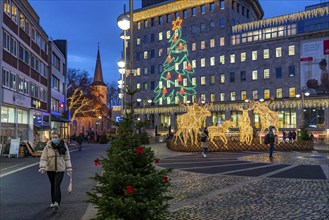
[90,46,107,105]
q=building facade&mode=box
[0,0,68,154]
[128,0,329,141]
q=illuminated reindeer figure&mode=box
[208,120,236,148]
[250,101,280,143]
[175,103,211,146]
[237,107,253,145]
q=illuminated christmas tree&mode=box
[154,17,196,105]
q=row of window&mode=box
[136,43,296,65]
[148,86,299,106]
[137,1,225,29]
[1,106,28,124]
[2,68,47,102]
[4,0,48,53]
[231,24,297,45]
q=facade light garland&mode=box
[232,6,329,33]
[134,98,329,115]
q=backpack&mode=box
[264,134,269,145]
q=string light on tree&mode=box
[154,17,196,105]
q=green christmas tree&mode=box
[154,17,196,105]
[87,91,172,219]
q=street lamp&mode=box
[117,0,134,114]
[296,87,310,126]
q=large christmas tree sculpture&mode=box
[154,17,196,105]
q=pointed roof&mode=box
[91,46,106,86]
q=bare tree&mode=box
[107,82,120,108]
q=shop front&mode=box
[51,114,70,143]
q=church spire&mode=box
[92,45,106,86]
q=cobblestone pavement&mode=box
[147,143,329,220]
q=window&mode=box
[150,33,155,42]
[210,3,215,12]
[210,39,215,48]
[200,23,206,32]
[200,76,206,85]
[200,94,206,102]
[252,90,258,99]
[143,35,148,44]
[4,0,10,15]
[17,109,28,124]
[25,19,30,35]
[137,38,140,45]
[166,14,171,23]
[192,7,196,16]
[220,55,225,64]
[252,70,258,80]
[210,57,215,66]
[192,43,196,51]
[289,65,295,77]
[3,31,17,57]
[201,41,206,49]
[276,88,283,98]
[1,106,15,123]
[18,77,28,94]
[230,92,236,101]
[52,53,60,70]
[175,63,179,71]
[19,13,25,30]
[137,22,141,30]
[240,52,246,62]
[143,82,148,90]
[264,89,270,99]
[144,20,148,28]
[51,98,59,112]
[175,12,179,19]
[275,67,282,78]
[201,58,206,67]
[144,51,148,59]
[263,49,270,59]
[201,5,206,14]
[252,51,257,61]
[158,64,163,73]
[183,10,188,18]
[2,68,16,90]
[209,20,215,30]
[276,47,282,57]
[220,93,225,101]
[264,69,270,79]
[192,77,196,86]
[11,3,17,23]
[230,72,235,82]
[241,91,247,100]
[192,60,196,68]
[210,75,215,84]
[144,67,148,75]
[136,68,141,76]
[220,74,225,83]
[240,71,246,81]
[158,48,163,57]
[183,78,187,86]
[158,16,163,25]
[151,18,155,27]
[31,27,36,41]
[52,75,59,91]
[219,37,225,46]
[288,45,295,56]
[230,54,235,63]
[166,30,171,39]
[150,50,155,58]
[191,25,197,34]
[220,0,225,9]
[136,83,141,89]
[210,93,215,102]
[150,65,155,74]
[219,18,225,27]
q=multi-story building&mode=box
[0,0,68,154]
[129,0,329,141]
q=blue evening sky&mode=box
[28,0,320,84]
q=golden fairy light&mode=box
[237,107,254,145]
[208,120,235,148]
[175,103,211,146]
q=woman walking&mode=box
[39,132,72,211]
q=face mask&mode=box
[52,138,59,144]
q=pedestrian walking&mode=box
[76,133,84,151]
[199,127,209,157]
[39,132,72,211]
[264,126,277,158]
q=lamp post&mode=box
[117,0,134,114]
[296,87,310,127]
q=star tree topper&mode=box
[172,17,182,31]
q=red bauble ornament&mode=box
[94,158,101,166]
[187,64,192,71]
[136,146,143,155]
[178,43,183,50]
[125,185,133,194]
[162,176,169,183]
[162,87,167,95]
[167,55,172,63]
[177,74,182,82]
[180,88,185,95]
[173,37,177,42]
[154,159,160,164]
[166,72,171,79]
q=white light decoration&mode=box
[118,93,124,99]
[137,98,142,102]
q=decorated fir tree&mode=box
[87,94,172,219]
[154,17,196,105]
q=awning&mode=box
[51,114,71,123]
[34,125,51,131]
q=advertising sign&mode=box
[9,138,20,158]
[300,39,329,95]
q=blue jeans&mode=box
[269,143,275,157]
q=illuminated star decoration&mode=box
[172,17,182,31]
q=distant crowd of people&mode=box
[282,130,297,143]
